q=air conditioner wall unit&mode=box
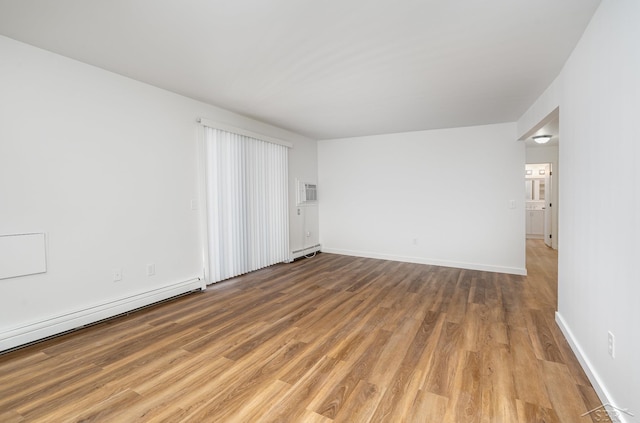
[297,180,317,205]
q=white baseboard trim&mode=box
[555,312,632,423]
[321,248,527,276]
[0,277,203,353]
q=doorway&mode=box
[525,163,553,248]
[520,108,561,283]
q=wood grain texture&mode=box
[0,240,601,422]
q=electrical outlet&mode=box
[608,331,615,358]
[113,268,123,282]
[147,263,155,276]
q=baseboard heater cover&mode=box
[290,244,322,260]
[0,277,202,353]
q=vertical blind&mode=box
[204,127,289,283]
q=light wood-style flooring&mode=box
[0,240,602,422]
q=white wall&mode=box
[0,36,316,351]
[517,1,640,420]
[289,143,319,256]
[318,123,526,275]
[526,145,559,249]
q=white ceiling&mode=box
[0,0,600,140]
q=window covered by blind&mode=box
[204,127,289,283]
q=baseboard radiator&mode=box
[0,277,203,353]
[290,243,322,260]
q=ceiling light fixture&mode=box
[532,135,552,144]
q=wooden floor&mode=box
[0,240,602,422]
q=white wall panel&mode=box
[0,233,46,280]
[318,123,526,275]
